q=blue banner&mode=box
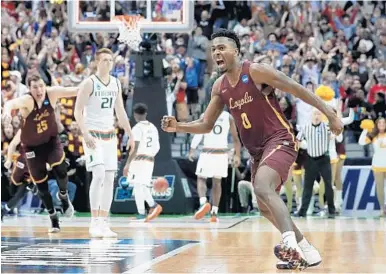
[342,166,382,217]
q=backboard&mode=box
[67,0,194,33]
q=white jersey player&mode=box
[75,48,135,238]
[123,103,163,222]
[188,110,241,222]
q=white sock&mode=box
[142,185,156,207]
[99,171,115,212]
[5,204,11,212]
[211,206,218,215]
[298,237,311,248]
[134,184,146,215]
[199,197,207,206]
[282,231,297,247]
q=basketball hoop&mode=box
[114,15,143,50]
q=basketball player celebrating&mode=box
[2,75,78,233]
[188,110,241,222]
[162,30,343,270]
[2,130,33,221]
[75,48,135,238]
[123,103,162,222]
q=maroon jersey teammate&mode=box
[3,75,78,233]
[1,130,33,221]
[161,30,343,270]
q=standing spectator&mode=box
[184,57,200,118]
[81,45,94,68]
[197,10,213,39]
[188,27,208,88]
[367,70,386,105]
[372,93,386,119]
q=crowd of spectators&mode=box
[1,1,386,211]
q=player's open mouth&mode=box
[216,60,225,66]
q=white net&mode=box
[115,15,143,50]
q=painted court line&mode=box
[124,243,199,273]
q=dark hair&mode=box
[211,29,241,54]
[27,75,42,86]
[133,103,148,115]
[305,81,314,87]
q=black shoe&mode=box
[293,211,306,218]
[328,212,336,219]
[48,213,60,233]
[1,206,7,222]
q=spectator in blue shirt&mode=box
[334,14,356,41]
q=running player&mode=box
[2,130,33,221]
[74,48,135,238]
[161,29,343,270]
[2,75,77,233]
[123,103,162,222]
[187,110,241,222]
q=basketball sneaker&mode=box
[145,204,163,222]
[274,242,308,270]
[136,214,146,220]
[89,219,103,238]
[276,240,321,269]
[57,192,75,218]
[210,213,218,223]
[100,220,117,238]
[48,213,60,233]
[194,202,211,220]
[299,243,322,267]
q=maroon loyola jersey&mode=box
[21,93,58,147]
[218,61,296,158]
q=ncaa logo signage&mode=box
[241,74,249,84]
[114,175,176,202]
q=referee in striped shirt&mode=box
[296,109,336,218]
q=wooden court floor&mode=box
[1,215,385,273]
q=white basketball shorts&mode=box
[127,160,155,186]
[195,152,228,179]
[83,136,118,172]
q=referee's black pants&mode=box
[298,154,336,216]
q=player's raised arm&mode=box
[114,79,135,152]
[161,78,224,134]
[249,63,343,135]
[47,86,79,101]
[74,78,95,149]
[2,95,34,123]
[229,116,241,167]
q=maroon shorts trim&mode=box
[23,136,65,183]
[251,144,298,192]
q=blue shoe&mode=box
[136,214,146,220]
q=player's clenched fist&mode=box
[161,116,177,132]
